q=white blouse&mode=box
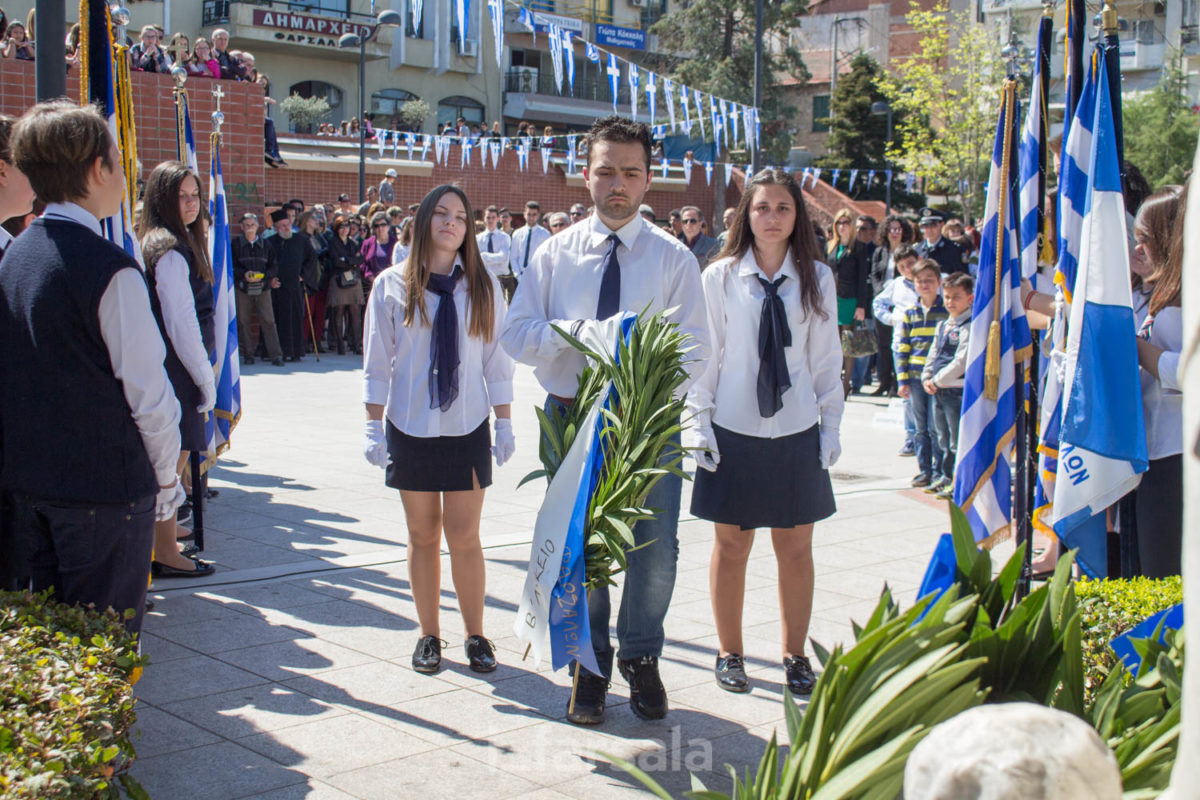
[363,258,514,437]
[687,249,844,439]
[154,250,214,391]
[1140,305,1182,460]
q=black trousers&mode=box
[273,285,305,359]
[7,491,155,637]
[875,322,896,391]
[1134,454,1183,578]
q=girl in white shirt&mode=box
[687,168,843,697]
[362,184,516,676]
[1132,188,1184,578]
[140,162,217,579]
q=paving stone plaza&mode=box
[131,356,988,799]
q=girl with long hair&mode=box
[826,207,871,396]
[139,161,216,578]
[1132,186,1185,578]
[362,184,515,675]
[688,169,843,696]
[869,214,915,396]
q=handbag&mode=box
[336,268,360,289]
[840,322,877,358]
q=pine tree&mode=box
[648,0,810,164]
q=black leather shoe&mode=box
[151,558,215,578]
[618,655,668,720]
[869,384,889,396]
[242,355,255,365]
[567,669,609,725]
[465,635,497,673]
[715,654,750,693]
[784,655,817,695]
[272,357,285,366]
[412,635,444,674]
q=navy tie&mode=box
[487,232,494,253]
[595,233,621,319]
[757,274,792,418]
[426,267,463,412]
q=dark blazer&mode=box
[324,235,364,289]
[827,239,872,310]
[231,234,276,291]
[916,236,967,275]
[683,233,721,270]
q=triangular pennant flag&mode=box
[647,72,657,127]
[831,168,841,187]
[719,98,729,147]
[709,96,720,149]
[566,136,577,174]
[724,162,733,185]
[419,134,430,161]
[867,169,876,186]
[742,105,754,149]
[660,157,669,179]
[682,155,693,184]
[541,146,551,173]
[814,168,823,185]
[607,54,620,114]
[462,138,471,168]
[680,84,691,131]
[391,130,399,160]
[693,88,705,138]
[730,104,741,147]
[705,161,713,185]
[628,63,640,122]
[377,129,386,158]
[664,78,677,131]
[849,169,859,192]
[490,138,501,169]
[405,133,415,161]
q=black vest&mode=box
[0,218,158,502]
[145,244,216,411]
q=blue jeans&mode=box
[544,398,682,679]
[907,383,942,477]
[903,393,916,449]
[932,389,962,482]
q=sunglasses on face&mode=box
[570,211,584,217]
[682,218,701,224]
[373,223,388,228]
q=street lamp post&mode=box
[340,9,404,204]
[870,100,892,217]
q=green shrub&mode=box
[1077,576,1182,705]
[0,590,147,799]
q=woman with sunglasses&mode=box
[361,210,396,298]
[688,168,842,696]
[363,184,515,675]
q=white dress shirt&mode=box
[154,250,214,392]
[42,202,182,486]
[687,250,843,439]
[509,223,551,277]
[1140,305,1182,460]
[477,227,511,276]
[0,226,13,258]
[391,243,410,266]
[500,213,710,398]
[363,258,515,437]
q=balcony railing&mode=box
[504,68,630,105]
[202,0,397,29]
[520,1,631,28]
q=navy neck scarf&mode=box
[426,265,463,411]
[757,274,793,417]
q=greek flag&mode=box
[647,72,657,126]
[585,41,599,63]
[1018,15,1051,281]
[518,5,535,44]
[664,78,676,130]
[548,23,563,93]
[487,0,503,69]
[628,63,639,121]
[1055,57,1098,306]
[693,88,705,138]
[952,82,1033,544]
[562,28,575,95]
[515,316,637,675]
[606,54,620,114]
[83,0,139,263]
[204,136,241,466]
[730,104,740,147]
[1051,58,1147,547]
[454,0,469,53]
[412,0,425,37]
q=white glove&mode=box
[688,424,721,472]
[196,380,216,414]
[364,419,389,468]
[819,429,841,470]
[155,482,186,522]
[492,418,516,466]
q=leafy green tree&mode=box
[883,2,1003,220]
[1123,52,1199,189]
[280,93,331,134]
[816,53,921,209]
[649,0,810,164]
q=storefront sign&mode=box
[251,9,374,48]
[594,24,645,51]
[531,12,583,34]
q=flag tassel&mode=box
[984,319,1002,401]
[985,81,1017,402]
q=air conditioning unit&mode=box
[458,39,479,57]
[629,0,646,6]
[510,65,539,93]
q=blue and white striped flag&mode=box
[647,72,657,127]
[628,63,639,121]
[693,88,705,138]
[204,136,241,467]
[514,316,636,674]
[664,78,676,131]
[487,0,503,69]
[953,81,1033,544]
[83,0,140,263]
[412,0,425,37]
[606,54,620,114]
[518,5,535,44]
[562,28,575,95]
[1051,57,1147,552]
[1018,16,1051,281]
[454,0,469,54]
[585,41,598,63]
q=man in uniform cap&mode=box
[914,207,967,276]
[379,168,397,205]
[267,207,318,361]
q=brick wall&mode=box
[0,59,267,220]
[264,144,732,225]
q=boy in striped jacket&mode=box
[921,273,974,498]
[895,259,948,487]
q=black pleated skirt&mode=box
[385,419,492,492]
[691,423,836,530]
